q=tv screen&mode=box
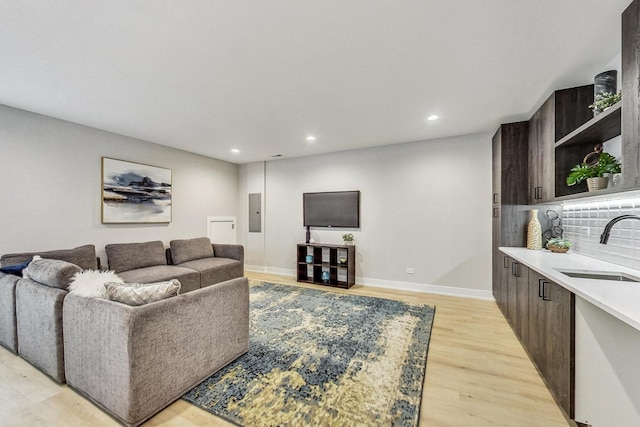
[303,191,360,228]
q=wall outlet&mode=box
[405,268,415,274]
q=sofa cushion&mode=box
[23,258,82,289]
[170,237,214,265]
[118,265,200,294]
[1,244,98,271]
[0,259,31,277]
[68,270,124,298]
[177,257,243,288]
[105,241,167,273]
[105,280,181,306]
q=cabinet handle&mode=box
[538,278,543,297]
[534,186,542,200]
[493,193,499,204]
[542,281,551,301]
[511,262,519,277]
[503,256,509,268]
[493,207,499,218]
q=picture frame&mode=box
[101,157,172,224]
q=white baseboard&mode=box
[360,276,494,301]
[245,265,494,301]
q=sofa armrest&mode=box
[213,244,244,264]
[0,272,20,353]
[63,277,249,427]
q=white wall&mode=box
[241,132,493,298]
[0,104,238,265]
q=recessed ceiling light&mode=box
[427,115,439,121]
[231,148,240,153]
[306,136,316,142]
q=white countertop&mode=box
[499,247,640,332]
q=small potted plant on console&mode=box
[342,233,354,246]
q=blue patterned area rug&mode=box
[183,281,435,426]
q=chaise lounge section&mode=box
[63,276,250,427]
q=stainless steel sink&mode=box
[556,269,640,283]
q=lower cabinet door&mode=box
[543,280,575,418]
[527,272,575,419]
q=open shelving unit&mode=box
[554,102,622,198]
[555,102,621,148]
[296,243,355,289]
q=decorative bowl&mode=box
[548,245,569,253]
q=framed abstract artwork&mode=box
[101,157,172,224]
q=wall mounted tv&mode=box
[303,191,360,228]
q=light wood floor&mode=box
[0,272,569,426]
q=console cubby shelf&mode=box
[296,243,355,289]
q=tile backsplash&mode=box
[562,190,640,270]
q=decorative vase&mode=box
[305,254,314,263]
[586,176,609,191]
[321,270,330,283]
[593,70,617,117]
[527,209,542,250]
[344,241,354,246]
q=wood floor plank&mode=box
[0,272,569,426]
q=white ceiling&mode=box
[0,0,632,164]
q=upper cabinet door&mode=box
[623,0,640,189]
[529,86,593,203]
[528,95,555,204]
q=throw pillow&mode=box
[170,237,214,264]
[22,258,82,289]
[0,259,32,277]
[68,270,124,298]
[104,279,181,306]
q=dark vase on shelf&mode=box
[593,70,618,116]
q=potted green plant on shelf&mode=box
[566,151,621,191]
[342,233,354,246]
[588,91,622,116]
[546,237,571,253]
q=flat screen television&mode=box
[303,191,360,228]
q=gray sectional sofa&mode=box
[0,238,248,426]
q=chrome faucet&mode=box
[600,215,640,244]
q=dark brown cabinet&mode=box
[623,0,640,189]
[529,86,594,202]
[296,244,355,289]
[527,271,575,419]
[528,97,555,203]
[498,254,511,316]
[505,258,529,344]
[496,253,576,420]
[491,123,529,307]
